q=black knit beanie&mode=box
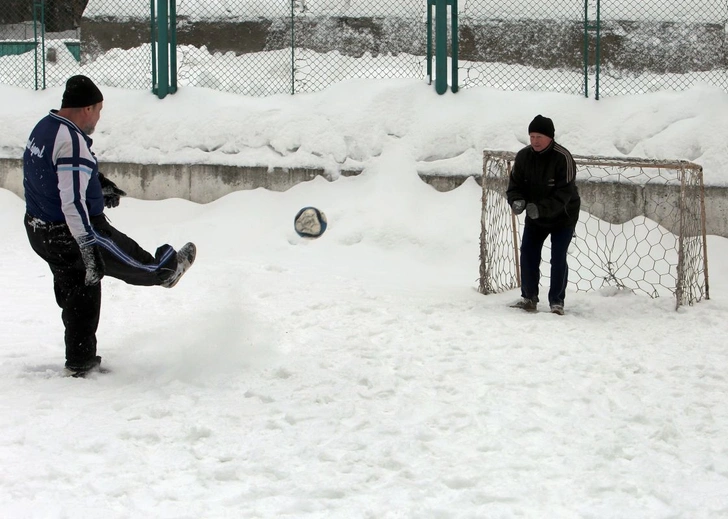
[61,75,104,108]
[528,114,555,138]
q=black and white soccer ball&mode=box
[294,206,327,238]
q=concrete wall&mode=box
[3,158,727,237]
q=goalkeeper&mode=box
[506,115,580,315]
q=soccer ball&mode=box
[294,206,327,238]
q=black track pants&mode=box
[24,213,178,365]
[519,222,575,306]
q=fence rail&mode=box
[1,0,726,97]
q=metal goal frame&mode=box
[479,150,709,310]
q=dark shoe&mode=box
[162,242,196,288]
[510,297,537,312]
[65,356,102,377]
[550,304,565,316]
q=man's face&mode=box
[81,102,103,135]
[529,132,552,152]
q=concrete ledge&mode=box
[3,158,728,237]
[98,162,331,202]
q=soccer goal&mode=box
[479,150,710,309]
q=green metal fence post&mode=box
[450,0,458,93]
[169,0,177,94]
[156,0,169,98]
[435,0,447,94]
[431,0,458,95]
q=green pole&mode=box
[169,0,177,93]
[435,0,447,94]
[451,0,458,93]
[426,0,433,84]
[151,0,157,94]
[157,0,169,98]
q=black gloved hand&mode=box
[79,243,105,286]
[526,203,539,219]
[511,199,526,215]
[99,172,127,208]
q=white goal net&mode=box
[479,151,709,309]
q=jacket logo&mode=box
[26,138,45,158]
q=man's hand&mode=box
[526,203,539,219]
[99,173,127,208]
[511,199,526,215]
[79,244,104,286]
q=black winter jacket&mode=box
[506,141,580,229]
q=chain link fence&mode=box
[459,0,588,95]
[1,0,726,96]
[173,0,427,95]
[459,0,728,96]
[596,0,728,96]
[1,0,81,89]
[0,0,151,90]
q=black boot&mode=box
[65,356,103,377]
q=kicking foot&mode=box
[163,242,196,288]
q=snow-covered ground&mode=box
[1,79,728,517]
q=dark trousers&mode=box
[24,213,178,366]
[520,222,575,306]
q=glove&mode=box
[79,244,105,286]
[99,172,127,208]
[526,203,539,220]
[511,199,526,215]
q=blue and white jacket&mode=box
[23,110,104,246]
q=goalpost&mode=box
[479,150,710,310]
